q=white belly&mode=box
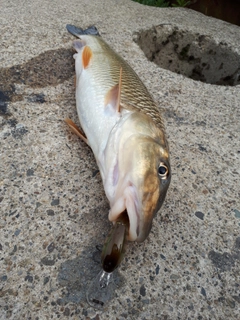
[76,74,118,157]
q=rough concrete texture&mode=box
[0,0,239,319]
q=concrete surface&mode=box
[0,0,240,319]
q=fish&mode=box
[66,24,171,242]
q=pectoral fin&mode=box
[104,67,122,114]
[65,118,88,145]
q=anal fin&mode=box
[65,118,88,145]
[82,46,93,69]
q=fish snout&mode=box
[134,164,171,242]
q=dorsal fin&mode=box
[104,67,122,114]
[82,46,92,69]
[116,67,122,113]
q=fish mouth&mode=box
[108,183,141,241]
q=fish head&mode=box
[108,113,171,242]
[123,135,171,242]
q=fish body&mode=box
[67,25,171,242]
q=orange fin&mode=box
[82,46,92,69]
[65,118,88,145]
[104,67,122,114]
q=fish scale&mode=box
[85,36,165,130]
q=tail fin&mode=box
[66,24,100,37]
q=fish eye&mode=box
[158,163,168,178]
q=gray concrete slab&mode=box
[0,0,239,319]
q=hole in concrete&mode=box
[135,25,240,86]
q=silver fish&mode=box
[66,25,171,242]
